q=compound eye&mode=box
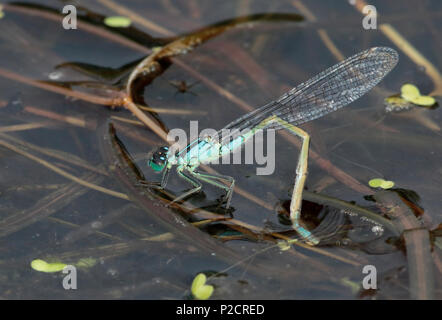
[156,146,169,158]
[149,154,166,172]
[153,153,166,163]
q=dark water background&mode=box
[0,0,440,299]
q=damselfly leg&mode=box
[168,169,235,209]
[136,167,171,189]
[167,168,203,206]
[191,172,235,209]
[259,116,319,245]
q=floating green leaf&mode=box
[401,83,436,106]
[368,178,383,188]
[31,259,67,273]
[368,178,395,189]
[401,84,420,101]
[0,5,4,19]
[380,180,395,189]
[104,16,132,28]
[191,273,214,300]
[411,95,436,106]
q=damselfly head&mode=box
[148,146,169,172]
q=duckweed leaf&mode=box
[368,178,383,188]
[104,16,132,28]
[401,83,436,106]
[31,259,67,273]
[369,178,394,189]
[380,180,395,189]
[191,273,214,300]
[401,84,420,101]
[411,95,436,106]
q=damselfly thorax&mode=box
[169,127,260,169]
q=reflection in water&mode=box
[0,0,440,299]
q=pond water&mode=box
[0,0,440,299]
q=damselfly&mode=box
[145,47,398,245]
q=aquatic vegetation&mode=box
[401,83,436,106]
[0,1,439,300]
[30,257,97,273]
[104,16,132,28]
[31,259,67,273]
[385,83,436,112]
[191,273,214,300]
[368,178,395,189]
